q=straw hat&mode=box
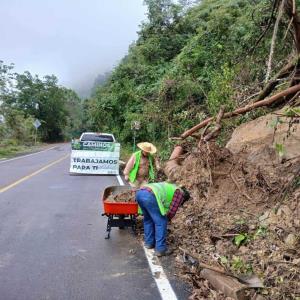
[137,142,157,154]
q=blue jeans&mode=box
[136,189,167,252]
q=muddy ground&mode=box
[166,141,300,300]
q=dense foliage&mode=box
[0,61,84,145]
[87,0,293,150]
[2,0,296,153]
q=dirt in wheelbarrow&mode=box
[106,190,137,203]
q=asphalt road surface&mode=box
[0,144,189,300]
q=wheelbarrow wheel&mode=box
[118,215,125,229]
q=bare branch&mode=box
[265,0,286,83]
[181,83,300,139]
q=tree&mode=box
[91,71,111,96]
[0,60,14,96]
[1,63,83,142]
[87,0,296,147]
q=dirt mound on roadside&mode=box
[167,141,300,300]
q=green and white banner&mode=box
[71,141,116,151]
[70,141,120,175]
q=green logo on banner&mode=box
[71,141,116,151]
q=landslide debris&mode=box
[106,190,136,203]
[166,141,300,300]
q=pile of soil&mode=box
[166,141,300,300]
[106,190,136,203]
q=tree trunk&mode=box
[285,0,300,52]
[181,83,300,139]
[256,59,296,101]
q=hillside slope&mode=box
[87,0,292,148]
[165,106,299,299]
[88,1,300,298]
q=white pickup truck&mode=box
[70,132,120,175]
[79,132,116,143]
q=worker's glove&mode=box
[180,187,191,205]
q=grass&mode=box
[120,143,134,162]
[0,140,45,159]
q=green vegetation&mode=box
[231,256,253,274]
[86,0,293,150]
[0,61,85,157]
[2,1,298,157]
[234,233,250,247]
[0,140,46,159]
[219,255,253,275]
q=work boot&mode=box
[144,244,155,249]
[154,249,173,257]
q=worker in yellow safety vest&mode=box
[136,182,190,256]
[123,142,159,187]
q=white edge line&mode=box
[0,146,57,164]
[116,174,177,300]
[116,174,125,186]
[143,248,178,300]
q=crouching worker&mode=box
[136,182,190,257]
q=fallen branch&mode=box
[202,106,225,142]
[179,246,227,274]
[257,57,297,102]
[240,91,261,105]
[169,137,183,141]
[200,123,211,140]
[230,173,252,201]
[164,145,183,180]
[287,89,300,104]
[198,107,225,147]
[169,145,184,161]
[181,83,300,139]
[178,247,263,287]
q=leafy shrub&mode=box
[207,64,235,115]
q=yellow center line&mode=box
[0,154,69,193]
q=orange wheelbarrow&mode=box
[101,185,138,239]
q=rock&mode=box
[200,269,250,300]
[284,233,297,247]
[226,106,300,162]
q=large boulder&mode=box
[226,107,300,164]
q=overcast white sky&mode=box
[0,0,147,95]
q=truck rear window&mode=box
[80,134,114,142]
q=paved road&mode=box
[0,144,188,300]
